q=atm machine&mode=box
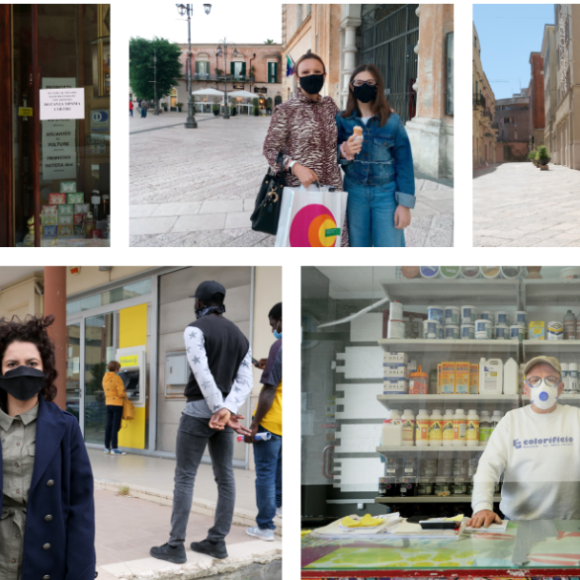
[116,345,147,407]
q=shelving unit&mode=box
[523,279,580,306]
[375,495,502,504]
[377,446,486,455]
[377,394,520,404]
[378,338,519,353]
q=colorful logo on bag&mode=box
[289,204,340,247]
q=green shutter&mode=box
[274,62,278,83]
[241,62,246,77]
[195,61,200,73]
[230,61,235,76]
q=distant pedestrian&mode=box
[150,281,253,564]
[0,316,95,580]
[129,100,134,116]
[246,302,283,541]
[102,360,127,456]
[141,99,148,118]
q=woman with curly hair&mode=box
[0,316,96,580]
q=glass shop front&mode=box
[301,265,580,579]
[0,4,111,247]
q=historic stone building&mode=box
[542,24,557,160]
[528,51,546,149]
[552,4,580,170]
[472,24,497,167]
[494,90,531,162]
[281,4,454,181]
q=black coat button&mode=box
[43,543,51,550]
[44,515,53,522]
[46,480,54,487]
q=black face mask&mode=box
[0,366,46,401]
[298,73,325,95]
[352,83,378,104]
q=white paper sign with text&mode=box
[40,87,85,120]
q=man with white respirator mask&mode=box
[467,356,580,528]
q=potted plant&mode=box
[528,150,536,163]
[176,102,183,112]
[212,105,220,116]
[161,101,168,112]
[215,68,223,79]
[537,145,551,169]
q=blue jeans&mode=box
[253,425,282,530]
[345,180,406,247]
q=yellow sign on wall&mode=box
[119,354,139,367]
[18,107,33,117]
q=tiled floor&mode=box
[129,112,453,247]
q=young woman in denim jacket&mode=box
[337,64,415,247]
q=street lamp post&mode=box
[217,38,238,120]
[153,49,159,115]
[176,3,212,129]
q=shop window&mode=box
[231,61,246,79]
[268,61,278,83]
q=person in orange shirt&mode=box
[102,360,127,456]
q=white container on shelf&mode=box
[479,358,504,394]
[382,411,402,447]
[466,409,480,447]
[415,409,430,447]
[442,409,454,447]
[503,358,519,395]
[440,267,460,279]
[493,324,509,340]
[495,311,509,326]
[491,410,503,433]
[501,266,521,279]
[461,324,475,340]
[429,409,443,447]
[401,409,415,447]
[510,325,525,341]
[512,311,527,326]
[560,267,580,279]
[479,411,492,447]
[453,409,467,447]
[569,363,578,393]
[421,267,440,279]
[388,319,406,339]
[427,305,444,324]
[475,319,492,339]
[547,321,564,340]
[479,310,493,322]
[481,266,501,279]
[444,306,460,325]
[423,319,440,340]
[462,305,476,324]
[444,324,459,340]
[390,300,404,321]
[561,363,570,392]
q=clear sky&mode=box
[473,4,555,100]
[127,1,283,45]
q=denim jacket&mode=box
[336,111,416,208]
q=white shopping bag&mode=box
[275,184,348,247]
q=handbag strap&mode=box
[275,151,285,174]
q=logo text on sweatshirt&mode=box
[513,436,573,449]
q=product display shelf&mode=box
[378,338,519,353]
[523,339,580,356]
[377,394,520,405]
[377,446,487,454]
[374,495,502,504]
[523,278,580,306]
[381,279,520,306]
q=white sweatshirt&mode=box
[472,403,580,520]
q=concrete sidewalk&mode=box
[130,112,453,247]
[474,162,580,247]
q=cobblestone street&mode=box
[130,112,453,247]
[474,162,580,247]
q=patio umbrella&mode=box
[191,88,224,96]
[227,90,256,98]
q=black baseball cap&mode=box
[190,281,226,302]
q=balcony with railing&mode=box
[473,93,486,110]
[192,72,256,82]
[483,108,492,119]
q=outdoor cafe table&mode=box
[301,520,580,578]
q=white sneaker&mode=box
[104,448,110,454]
[111,449,126,455]
[276,507,282,518]
[246,526,275,541]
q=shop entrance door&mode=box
[2,4,111,247]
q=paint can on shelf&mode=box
[512,311,527,326]
[461,305,476,324]
[388,319,406,339]
[420,266,440,279]
[444,324,459,340]
[423,319,440,340]
[494,311,509,326]
[547,321,564,340]
[460,267,480,279]
[444,306,460,325]
[461,324,475,340]
[390,300,404,321]
[494,324,509,340]
[475,319,492,340]
[481,266,501,279]
[427,305,444,324]
[510,325,525,341]
[501,266,522,279]
[479,310,493,322]
[440,266,460,279]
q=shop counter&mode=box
[302,520,580,578]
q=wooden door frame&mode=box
[31,4,40,247]
[0,4,13,246]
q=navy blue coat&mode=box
[0,396,96,580]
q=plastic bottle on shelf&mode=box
[381,409,402,447]
[466,409,480,447]
[561,363,570,392]
[564,310,577,340]
[453,408,467,447]
[428,409,443,447]
[503,358,519,395]
[479,411,492,447]
[415,409,430,447]
[569,363,578,393]
[442,409,455,447]
[491,410,503,434]
[479,358,504,395]
[401,409,415,447]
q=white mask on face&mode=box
[529,379,559,410]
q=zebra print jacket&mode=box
[263,88,343,190]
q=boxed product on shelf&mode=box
[470,364,479,394]
[73,225,85,236]
[454,362,470,394]
[74,203,90,214]
[58,214,73,226]
[383,352,408,364]
[43,225,58,237]
[60,181,77,193]
[48,193,67,205]
[73,214,86,226]
[383,378,408,394]
[438,362,455,394]
[58,203,74,215]
[58,225,74,236]
[67,192,84,204]
[41,204,58,216]
[383,363,409,379]
[40,214,57,226]
[528,320,545,340]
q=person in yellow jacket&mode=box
[102,360,127,455]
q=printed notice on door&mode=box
[42,120,77,180]
[39,87,85,120]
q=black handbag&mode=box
[250,152,286,235]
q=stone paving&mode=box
[474,162,580,247]
[130,112,454,247]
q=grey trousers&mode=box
[169,414,235,547]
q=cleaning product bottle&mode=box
[479,358,504,394]
[442,409,455,447]
[491,410,503,435]
[428,409,443,447]
[503,358,519,395]
[479,411,492,447]
[453,408,467,447]
[415,409,430,447]
[381,409,402,447]
[564,310,576,340]
[569,363,578,392]
[466,409,480,447]
[402,409,415,446]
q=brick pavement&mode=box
[95,489,281,580]
[130,112,453,247]
[474,162,580,247]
